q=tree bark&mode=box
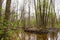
[5,0,11,20]
[4,0,11,40]
[0,0,2,20]
[21,6,25,27]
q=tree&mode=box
[0,0,2,20]
[0,0,2,15]
[28,0,31,27]
[21,6,25,27]
[4,0,11,20]
[34,0,40,28]
[36,0,48,28]
[4,0,11,40]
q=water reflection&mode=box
[18,31,60,40]
[57,32,60,40]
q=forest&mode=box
[0,0,60,40]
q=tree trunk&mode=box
[4,0,11,40]
[0,0,2,20]
[5,0,11,20]
[21,6,25,27]
[34,0,39,27]
[28,1,30,27]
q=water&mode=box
[18,31,60,40]
[57,32,60,40]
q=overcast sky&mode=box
[55,0,60,18]
[13,0,60,15]
[55,0,60,11]
[2,0,60,18]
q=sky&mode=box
[19,0,60,17]
[13,0,60,17]
[18,0,60,14]
[2,0,60,18]
[55,0,60,11]
[55,0,60,17]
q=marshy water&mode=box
[18,31,60,40]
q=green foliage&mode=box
[55,20,60,28]
[0,12,21,40]
[0,30,4,35]
[30,18,36,27]
[6,30,14,36]
[0,7,2,11]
